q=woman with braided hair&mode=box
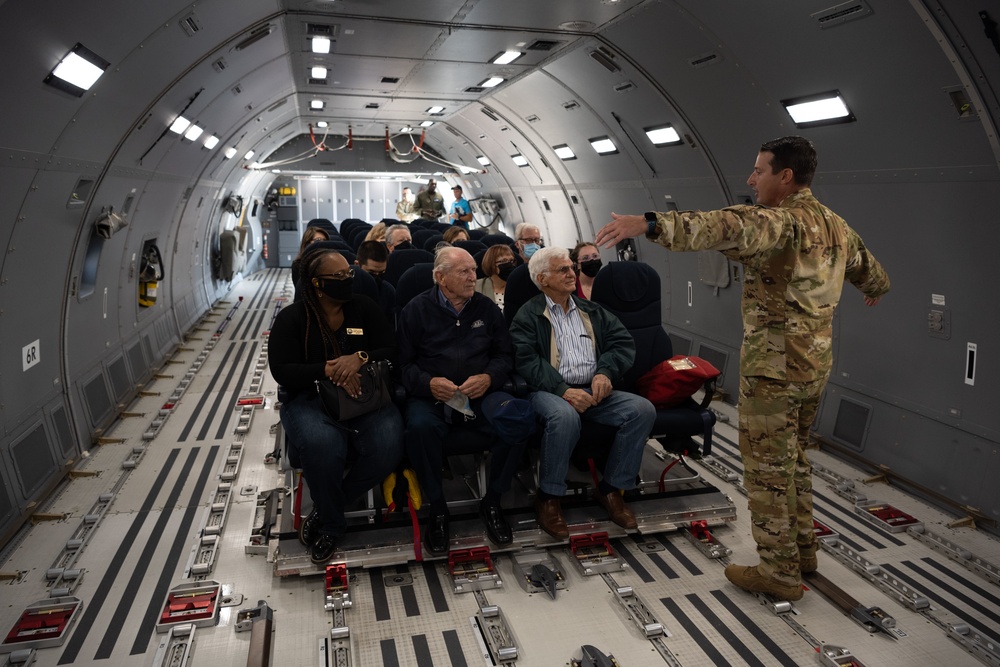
[269,246,403,564]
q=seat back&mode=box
[385,248,435,287]
[468,228,488,241]
[592,261,716,453]
[454,240,487,256]
[411,228,437,249]
[422,233,444,252]
[480,233,515,247]
[503,264,540,327]
[307,218,338,238]
[393,263,435,310]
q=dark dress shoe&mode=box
[299,508,320,546]
[593,489,637,529]
[480,501,513,547]
[310,533,337,564]
[535,496,569,539]
[425,513,450,555]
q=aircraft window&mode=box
[79,232,104,299]
[542,199,551,212]
[571,195,579,205]
[68,177,95,208]
[122,193,136,214]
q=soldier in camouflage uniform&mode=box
[595,136,890,601]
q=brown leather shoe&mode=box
[593,489,637,529]
[535,497,569,539]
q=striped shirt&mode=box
[545,294,596,385]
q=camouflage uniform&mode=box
[648,188,890,585]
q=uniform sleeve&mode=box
[844,226,891,298]
[649,206,794,258]
[594,309,636,384]
[267,307,326,391]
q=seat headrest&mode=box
[591,261,661,328]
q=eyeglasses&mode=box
[317,268,355,281]
[519,236,543,245]
[543,265,575,276]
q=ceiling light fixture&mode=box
[169,116,192,134]
[782,90,855,127]
[312,36,331,54]
[480,77,504,88]
[183,124,204,141]
[589,136,618,155]
[644,124,682,146]
[420,120,434,128]
[553,144,576,160]
[511,154,528,167]
[477,156,491,166]
[311,66,328,79]
[224,147,237,159]
[426,106,445,114]
[401,126,413,132]
[316,121,329,128]
[492,51,523,65]
[203,135,220,150]
[310,99,325,110]
[244,150,255,160]
[44,43,110,96]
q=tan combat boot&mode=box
[724,564,803,601]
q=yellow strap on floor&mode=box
[403,468,422,510]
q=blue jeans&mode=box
[404,394,528,508]
[531,390,655,496]
[280,391,403,537]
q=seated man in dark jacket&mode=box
[398,246,532,554]
[510,247,655,539]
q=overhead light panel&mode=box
[203,135,220,150]
[511,154,528,167]
[224,147,237,159]
[44,43,109,96]
[244,150,255,160]
[312,36,331,54]
[477,156,491,166]
[317,121,329,128]
[553,144,576,160]
[492,51,523,65]
[420,120,434,127]
[782,91,855,127]
[426,106,445,114]
[169,116,192,134]
[589,136,618,155]
[644,124,682,146]
[183,124,204,141]
[480,77,504,88]
[401,126,413,132]
[311,66,328,79]
[310,99,325,110]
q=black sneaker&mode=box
[480,500,513,547]
[424,513,450,555]
[310,534,337,564]
[299,508,320,546]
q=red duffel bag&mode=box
[636,356,721,409]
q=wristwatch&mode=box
[644,211,658,237]
[355,351,369,363]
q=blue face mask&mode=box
[522,243,540,259]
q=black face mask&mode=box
[579,259,603,278]
[394,241,413,251]
[496,263,516,281]
[317,277,353,302]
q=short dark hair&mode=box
[357,240,388,265]
[760,136,817,186]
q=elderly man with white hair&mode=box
[510,246,655,539]
[397,246,533,555]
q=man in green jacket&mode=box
[510,247,655,539]
[596,136,890,601]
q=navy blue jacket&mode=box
[397,286,512,398]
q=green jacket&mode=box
[510,293,635,396]
[647,188,890,381]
